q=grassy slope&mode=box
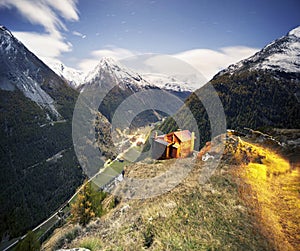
[235,139,300,250]
[43,134,300,251]
[43,138,298,250]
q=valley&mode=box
[0,125,151,251]
[0,20,299,251]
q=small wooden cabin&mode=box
[152,130,195,159]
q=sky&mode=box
[0,0,299,80]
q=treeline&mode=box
[159,69,300,148]
[0,89,84,238]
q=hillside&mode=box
[42,132,300,250]
[0,25,84,238]
[80,57,190,129]
[159,27,300,147]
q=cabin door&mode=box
[170,147,178,158]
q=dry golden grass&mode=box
[44,157,273,250]
[43,137,299,251]
[236,139,300,251]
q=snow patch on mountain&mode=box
[218,26,300,76]
[84,57,153,90]
[142,73,193,92]
[18,73,61,118]
[258,43,300,73]
[0,25,61,118]
[49,61,85,88]
[289,26,300,38]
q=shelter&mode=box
[152,130,195,159]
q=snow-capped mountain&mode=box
[83,57,154,90]
[83,57,194,98]
[0,25,83,239]
[81,57,160,127]
[48,61,85,89]
[142,73,194,92]
[56,56,194,94]
[161,26,300,147]
[0,25,63,118]
[81,57,192,128]
[218,26,300,76]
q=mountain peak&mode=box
[0,25,13,37]
[97,56,124,72]
[288,26,300,38]
[217,26,300,76]
[84,57,149,88]
[99,57,118,65]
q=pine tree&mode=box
[71,182,96,226]
[15,231,40,251]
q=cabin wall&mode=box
[180,140,193,158]
[152,131,195,159]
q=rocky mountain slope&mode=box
[48,61,85,89]
[51,56,195,96]
[159,26,300,147]
[0,25,84,238]
[218,26,300,75]
[80,57,190,128]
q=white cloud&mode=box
[174,46,259,80]
[0,0,78,37]
[13,31,72,65]
[72,31,86,39]
[0,0,79,64]
[78,46,259,80]
[78,47,136,73]
[44,0,79,21]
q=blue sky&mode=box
[0,0,299,79]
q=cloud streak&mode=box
[174,46,259,80]
[13,31,73,65]
[0,0,78,37]
[78,46,259,81]
[0,0,79,64]
[73,31,86,39]
[78,47,137,73]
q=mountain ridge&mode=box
[0,25,84,238]
[216,26,300,77]
[49,56,196,95]
[48,61,85,89]
[159,26,300,148]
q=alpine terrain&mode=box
[1,21,299,251]
[41,26,300,251]
[160,26,300,147]
[48,62,85,89]
[80,57,192,128]
[0,25,84,239]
